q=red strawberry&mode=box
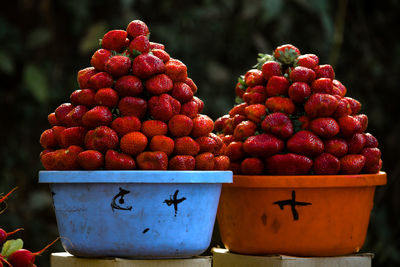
[362,147,382,173]
[289,66,316,84]
[298,115,310,130]
[145,74,173,95]
[265,96,295,115]
[174,136,200,156]
[235,81,245,98]
[240,158,264,175]
[244,69,265,87]
[152,49,170,63]
[118,96,147,119]
[242,86,267,104]
[333,97,352,118]
[304,93,339,118]
[40,129,58,149]
[40,150,58,170]
[261,112,293,139]
[309,117,339,138]
[114,75,143,97]
[180,99,199,119]
[51,126,66,146]
[265,153,312,175]
[48,113,59,126]
[261,61,282,80]
[105,55,132,77]
[148,94,181,122]
[82,106,113,128]
[340,154,365,174]
[85,126,119,152]
[324,138,348,157]
[296,54,319,69]
[193,96,204,112]
[332,79,347,97]
[184,77,198,94]
[77,67,97,89]
[55,103,74,125]
[273,44,301,65]
[195,152,215,170]
[312,153,340,175]
[171,82,194,103]
[91,49,112,71]
[137,151,168,170]
[229,103,247,117]
[165,59,188,82]
[354,114,368,132]
[243,133,284,158]
[191,114,214,138]
[288,82,311,103]
[364,133,379,148]
[344,97,361,114]
[233,120,257,141]
[89,72,114,90]
[94,88,119,107]
[169,155,195,170]
[101,30,128,52]
[149,135,175,156]
[128,35,150,54]
[126,20,149,39]
[77,150,104,170]
[65,105,88,126]
[266,76,289,96]
[337,115,362,137]
[111,116,141,137]
[346,133,366,154]
[315,64,335,79]
[214,115,230,132]
[141,120,168,138]
[61,145,84,170]
[149,42,165,50]
[311,78,333,94]
[214,155,230,170]
[244,104,267,123]
[105,150,136,170]
[168,114,193,137]
[287,130,324,157]
[197,133,223,154]
[226,141,245,161]
[70,89,96,107]
[132,53,165,79]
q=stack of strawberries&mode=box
[39,20,229,171]
[215,44,382,175]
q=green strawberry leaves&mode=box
[253,53,274,69]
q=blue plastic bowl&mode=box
[39,170,232,258]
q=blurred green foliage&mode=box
[0,0,399,266]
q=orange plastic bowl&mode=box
[217,172,386,256]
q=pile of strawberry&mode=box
[39,20,229,171]
[215,44,382,175]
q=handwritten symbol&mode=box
[142,228,150,234]
[111,187,132,212]
[164,190,186,217]
[273,190,311,220]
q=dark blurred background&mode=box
[0,0,399,266]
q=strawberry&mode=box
[105,150,136,170]
[77,150,104,170]
[118,96,147,119]
[243,133,284,158]
[105,55,132,78]
[141,120,168,138]
[244,69,265,87]
[148,94,181,121]
[312,153,340,175]
[184,77,198,94]
[174,136,200,156]
[289,66,316,84]
[114,75,143,97]
[70,89,96,107]
[168,114,193,137]
[346,133,366,154]
[229,103,248,117]
[111,116,141,137]
[355,114,368,132]
[91,49,112,71]
[165,59,188,82]
[196,133,224,154]
[149,135,175,156]
[64,105,88,127]
[296,54,319,69]
[242,85,267,104]
[77,67,97,89]
[120,131,148,156]
[51,126,66,146]
[226,141,245,161]
[240,158,264,175]
[191,114,214,138]
[309,117,339,138]
[364,133,379,148]
[149,42,165,50]
[89,72,114,90]
[265,96,295,115]
[265,153,312,175]
[337,115,362,137]
[332,79,347,97]
[180,99,199,119]
[101,30,128,52]
[266,76,289,96]
[169,155,195,170]
[324,138,348,157]
[315,64,335,79]
[214,155,230,170]
[273,44,301,65]
[145,74,173,95]
[288,82,311,103]
[244,104,267,123]
[261,112,293,139]
[333,97,352,118]
[304,93,339,118]
[94,88,119,107]
[311,78,333,94]
[55,103,74,126]
[48,113,59,126]
[340,154,365,174]
[82,106,113,128]
[261,61,282,80]
[171,82,194,103]
[126,20,149,39]
[132,53,165,79]
[128,35,150,55]
[61,145,84,170]
[195,152,215,170]
[298,115,310,130]
[287,130,324,157]
[152,49,170,63]
[59,126,86,148]
[85,126,119,152]
[233,120,257,141]
[40,129,58,149]
[362,147,382,173]
[344,97,361,115]
[235,81,245,98]
[193,96,204,112]
[214,115,230,132]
